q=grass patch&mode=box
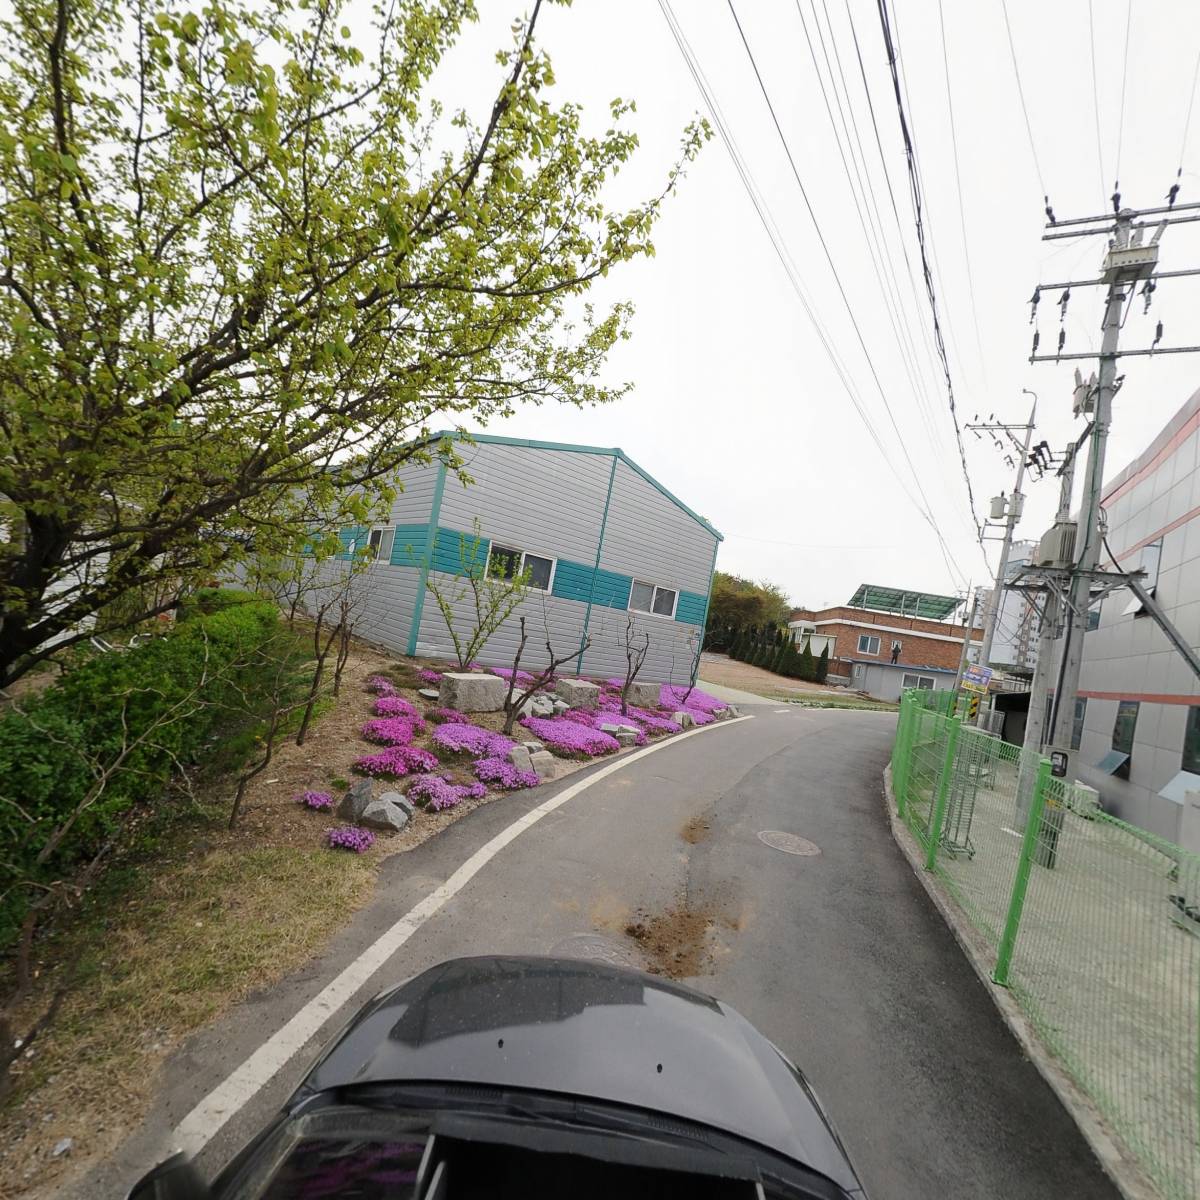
[785,696,898,712]
[1,827,374,1191]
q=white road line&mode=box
[773,708,791,713]
[175,715,755,1155]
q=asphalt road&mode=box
[83,706,1118,1199]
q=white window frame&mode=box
[485,543,557,592]
[1123,538,1163,616]
[628,579,679,620]
[902,672,935,690]
[367,527,395,564]
[858,633,881,655]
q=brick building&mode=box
[791,583,982,687]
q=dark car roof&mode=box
[301,955,859,1192]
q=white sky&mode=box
[395,1,1200,609]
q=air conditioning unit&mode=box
[1035,522,1077,569]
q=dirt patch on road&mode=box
[680,814,711,844]
[699,653,849,699]
[624,902,715,979]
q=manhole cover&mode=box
[549,933,639,968]
[757,831,821,856]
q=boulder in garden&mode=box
[338,777,374,821]
[439,672,506,713]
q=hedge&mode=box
[0,595,280,952]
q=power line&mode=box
[792,0,944,467]
[1174,45,1200,201]
[657,0,969,588]
[842,0,959,471]
[936,0,987,383]
[723,0,971,585]
[1114,0,1132,191]
[999,0,1047,202]
[875,0,984,542]
[1087,0,1106,208]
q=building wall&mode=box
[1074,385,1200,841]
[307,436,720,684]
[852,660,957,702]
[791,605,980,673]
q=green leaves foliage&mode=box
[0,0,708,684]
[0,596,280,951]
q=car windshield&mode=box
[220,1103,841,1199]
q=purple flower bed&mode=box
[297,789,335,811]
[373,695,421,720]
[327,825,375,853]
[407,774,487,812]
[660,685,724,713]
[625,706,677,734]
[361,716,420,746]
[473,756,540,789]
[564,709,649,745]
[366,675,398,697]
[424,706,467,725]
[489,666,538,687]
[431,722,514,758]
[417,668,443,686]
[353,744,439,777]
[518,716,619,757]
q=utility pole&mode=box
[969,397,1037,671]
[952,592,981,697]
[1013,436,1082,825]
[1019,199,1200,780]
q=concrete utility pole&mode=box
[971,398,1037,671]
[952,592,981,697]
[1045,243,1129,751]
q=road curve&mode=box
[79,707,1118,1200]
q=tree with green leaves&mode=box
[816,643,830,683]
[798,639,816,683]
[0,0,707,687]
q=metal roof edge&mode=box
[429,430,724,543]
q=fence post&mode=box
[893,695,912,816]
[993,756,1051,986]
[925,715,960,871]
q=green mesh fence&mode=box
[890,692,1200,1199]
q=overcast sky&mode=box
[400,0,1200,610]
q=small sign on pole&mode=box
[961,664,993,695]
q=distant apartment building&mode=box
[974,540,1040,675]
[791,583,982,699]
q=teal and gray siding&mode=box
[320,434,721,684]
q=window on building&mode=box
[1123,538,1163,616]
[1183,706,1200,775]
[367,527,395,563]
[857,634,881,655]
[487,544,555,591]
[629,580,678,618]
[1071,697,1087,750]
[902,673,935,690]
[1102,699,1139,779]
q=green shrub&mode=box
[0,599,280,952]
[176,586,263,621]
[816,644,830,683]
[798,640,817,683]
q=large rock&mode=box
[439,672,506,713]
[551,699,570,716]
[626,681,660,708]
[672,711,695,729]
[522,740,545,754]
[359,796,411,833]
[529,750,557,781]
[554,679,600,709]
[378,790,416,819]
[615,730,639,748]
[338,777,373,821]
[418,687,440,700]
[600,722,640,737]
[519,691,556,718]
[508,745,535,775]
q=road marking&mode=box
[175,715,755,1155]
[773,708,790,713]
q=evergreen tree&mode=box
[799,639,817,682]
[773,641,789,675]
[816,644,830,683]
[731,627,748,660]
[782,636,802,678]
